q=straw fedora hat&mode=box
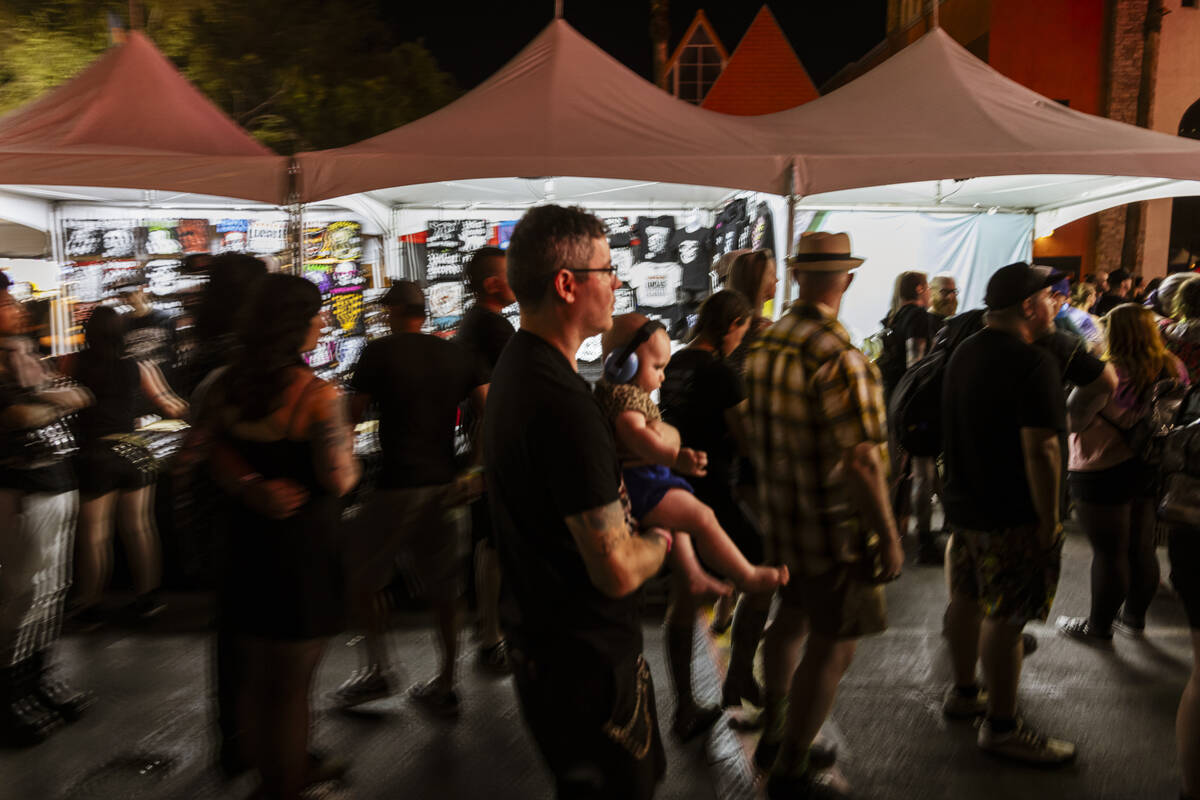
[786,232,864,272]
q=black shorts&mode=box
[1168,527,1200,630]
[75,438,158,496]
[1068,459,1153,506]
[510,642,665,800]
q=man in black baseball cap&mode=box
[937,260,1077,765]
[983,261,1067,311]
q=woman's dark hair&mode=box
[224,274,322,420]
[691,289,752,348]
[727,250,773,307]
[83,305,126,361]
[195,253,268,341]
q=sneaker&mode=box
[977,717,1076,765]
[130,592,167,621]
[408,679,460,718]
[1021,632,1039,657]
[331,667,394,710]
[1056,616,1113,647]
[1112,612,1146,639]
[942,685,989,720]
[477,641,510,675]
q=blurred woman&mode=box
[201,274,358,799]
[1058,304,1189,644]
[66,306,187,626]
[717,251,777,634]
[726,249,777,375]
[1163,275,1200,384]
[659,290,760,737]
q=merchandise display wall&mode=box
[391,197,780,380]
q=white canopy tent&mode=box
[753,28,1200,236]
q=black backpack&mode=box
[873,318,906,391]
[1156,384,1200,528]
[887,309,985,457]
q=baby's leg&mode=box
[669,532,733,599]
[644,490,788,593]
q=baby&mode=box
[596,314,788,596]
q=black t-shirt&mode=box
[714,198,749,256]
[673,226,715,292]
[635,215,677,263]
[124,310,176,371]
[1034,329,1105,388]
[1092,292,1128,317]
[881,304,934,392]
[350,333,485,488]
[660,348,743,485]
[942,328,1066,530]
[74,353,139,443]
[484,330,643,662]
[455,305,515,381]
[0,373,74,493]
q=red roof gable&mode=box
[701,5,819,115]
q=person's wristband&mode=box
[649,528,673,554]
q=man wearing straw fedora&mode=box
[745,232,904,799]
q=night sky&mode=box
[381,1,889,92]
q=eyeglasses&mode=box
[570,267,617,276]
[939,288,959,296]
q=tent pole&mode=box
[930,0,939,30]
[286,158,302,274]
[48,202,67,356]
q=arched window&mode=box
[1170,98,1200,270]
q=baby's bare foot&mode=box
[741,565,789,594]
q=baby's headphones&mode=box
[603,320,664,384]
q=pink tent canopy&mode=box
[0,31,287,204]
[296,20,790,204]
[759,27,1200,200]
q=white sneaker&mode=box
[978,717,1076,765]
[331,666,394,709]
[942,685,988,719]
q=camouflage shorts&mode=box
[949,525,1063,626]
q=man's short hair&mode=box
[382,280,426,318]
[506,205,607,310]
[466,246,506,297]
[1110,268,1131,286]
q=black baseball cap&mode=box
[984,262,1067,310]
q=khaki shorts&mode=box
[777,565,888,640]
[345,484,464,600]
[949,525,1063,627]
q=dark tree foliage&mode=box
[0,0,461,154]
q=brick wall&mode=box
[1095,0,1149,274]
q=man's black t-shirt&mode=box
[942,328,1066,530]
[350,333,485,488]
[660,348,743,486]
[1034,329,1105,388]
[484,330,643,662]
[455,305,515,381]
[1092,293,1128,317]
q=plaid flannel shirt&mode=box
[745,302,888,576]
